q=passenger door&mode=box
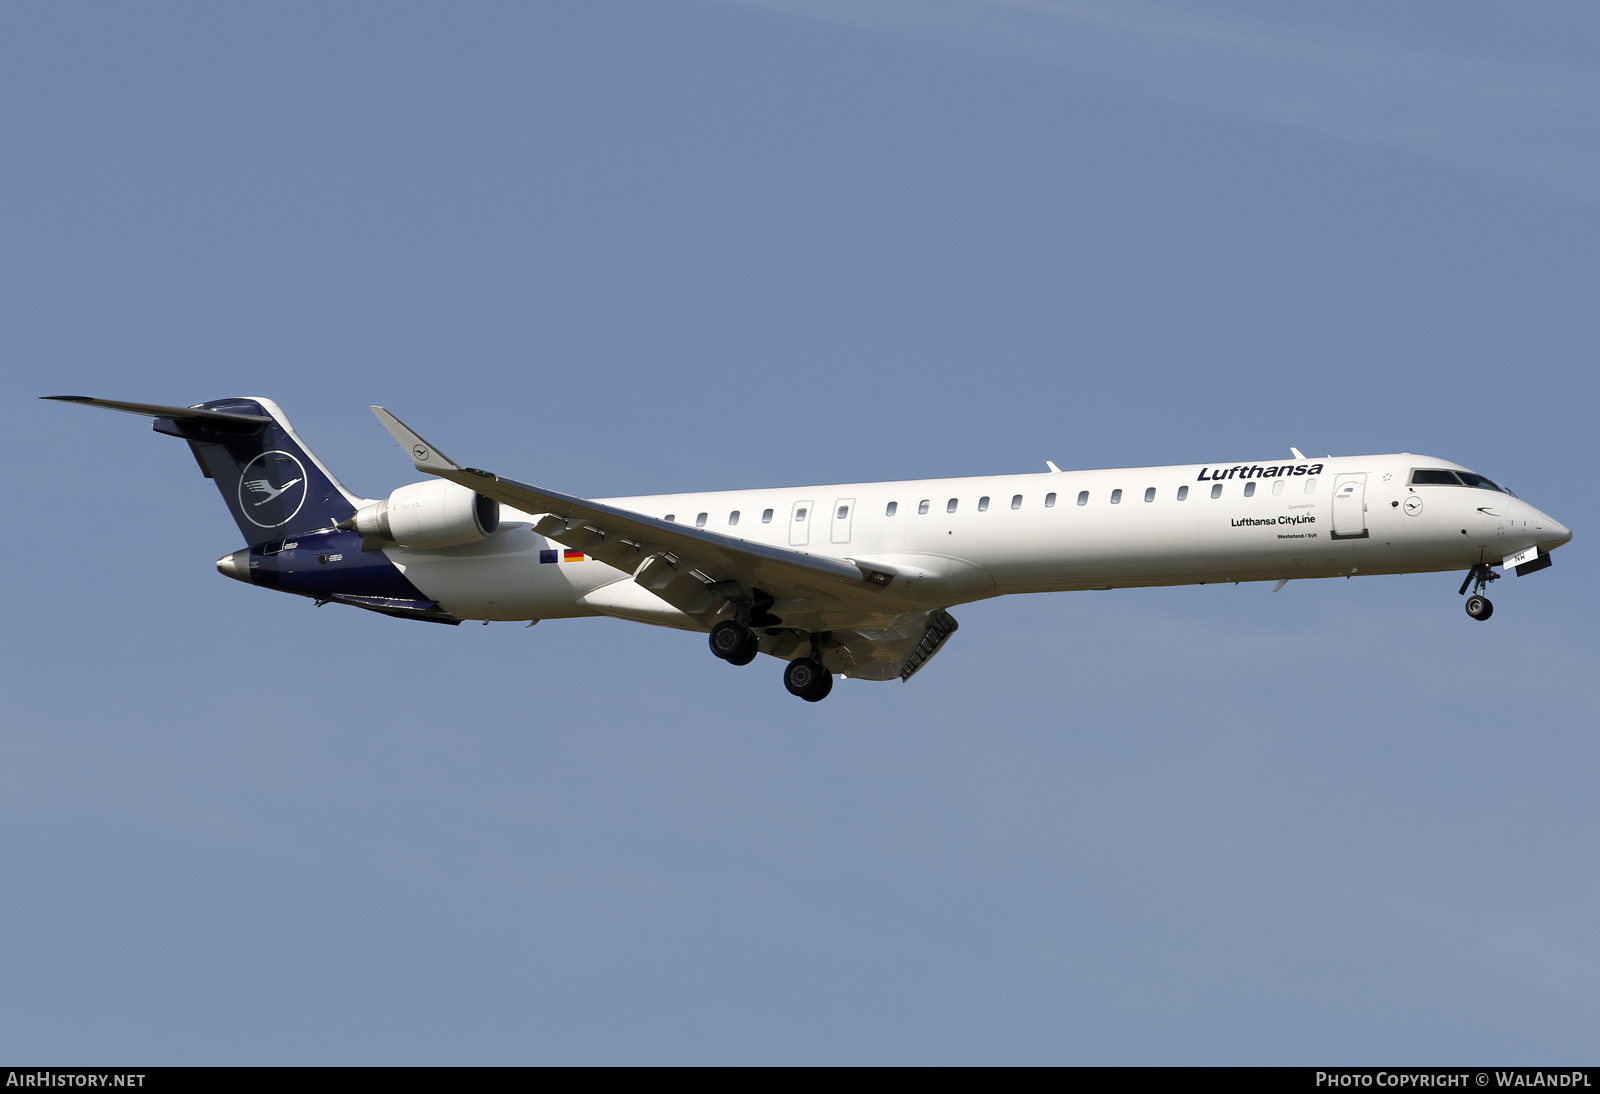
[1331,474,1369,539]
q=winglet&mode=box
[371,406,464,475]
[1045,461,1061,473]
[1290,447,1306,460]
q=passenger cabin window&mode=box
[977,496,990,512]
[886,501,898,517]
[1076,491,1088,506]
[1144,487,1155,503]
[762,509,773,523]
[836,505,849,519]
[1210,484,1222,499]
[1243,482,1256,497]
[1272,480,1285,496]
[918,499,930,515]
[795,507,807,521]
[1045,492,1056,507]
[947,498,959,513]
[664,513,675,522]
[1111,489,1122,504]
[729,511,740,526]
[695,512,708,528]
[1011,494,1022,510]
[1304,478,1317,494]
[1177,486,1188,501]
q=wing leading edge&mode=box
[369,407,901,625]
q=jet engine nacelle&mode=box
[347,479,500,548]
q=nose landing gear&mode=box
[1458,563,1499,622]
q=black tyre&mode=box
[784,657,833,701]
[709,620,752,660]
[1465,595,1494,621]
[726,630,759,666]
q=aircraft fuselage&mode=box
[386,454,1569,623]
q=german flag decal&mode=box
[563,549,586,563]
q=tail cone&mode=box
[216,549,252,584]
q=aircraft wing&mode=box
[370,408,899,621]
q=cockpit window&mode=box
[1456,471,1506,493]
[1410,469,1461,486]
[1411,468,1508,493]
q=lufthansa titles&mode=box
[1233,515,1318,528]
[1198,462,1324,481]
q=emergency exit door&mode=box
[831,499,855,544]
[789,500,813,546]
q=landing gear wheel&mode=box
[1458,563,1500,621]
[725,632,759,666]
[709,620,755,662]
[783,657,834,702]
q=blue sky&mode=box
[3,1,1597,1063]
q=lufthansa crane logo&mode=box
[237,450,309,529]
[413,444,429,461]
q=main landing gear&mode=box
[783,657,834,703]
[1458,563,1499,622]
[708,619,835,701]
[708,619,759,666]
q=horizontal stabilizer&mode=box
[42,395,271,425]
[48,394,361,544]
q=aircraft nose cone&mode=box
[216,548,252,584]
[1531,509,1572,551]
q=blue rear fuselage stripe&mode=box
[247,529,425,601]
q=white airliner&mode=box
[47,395,1572,702]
